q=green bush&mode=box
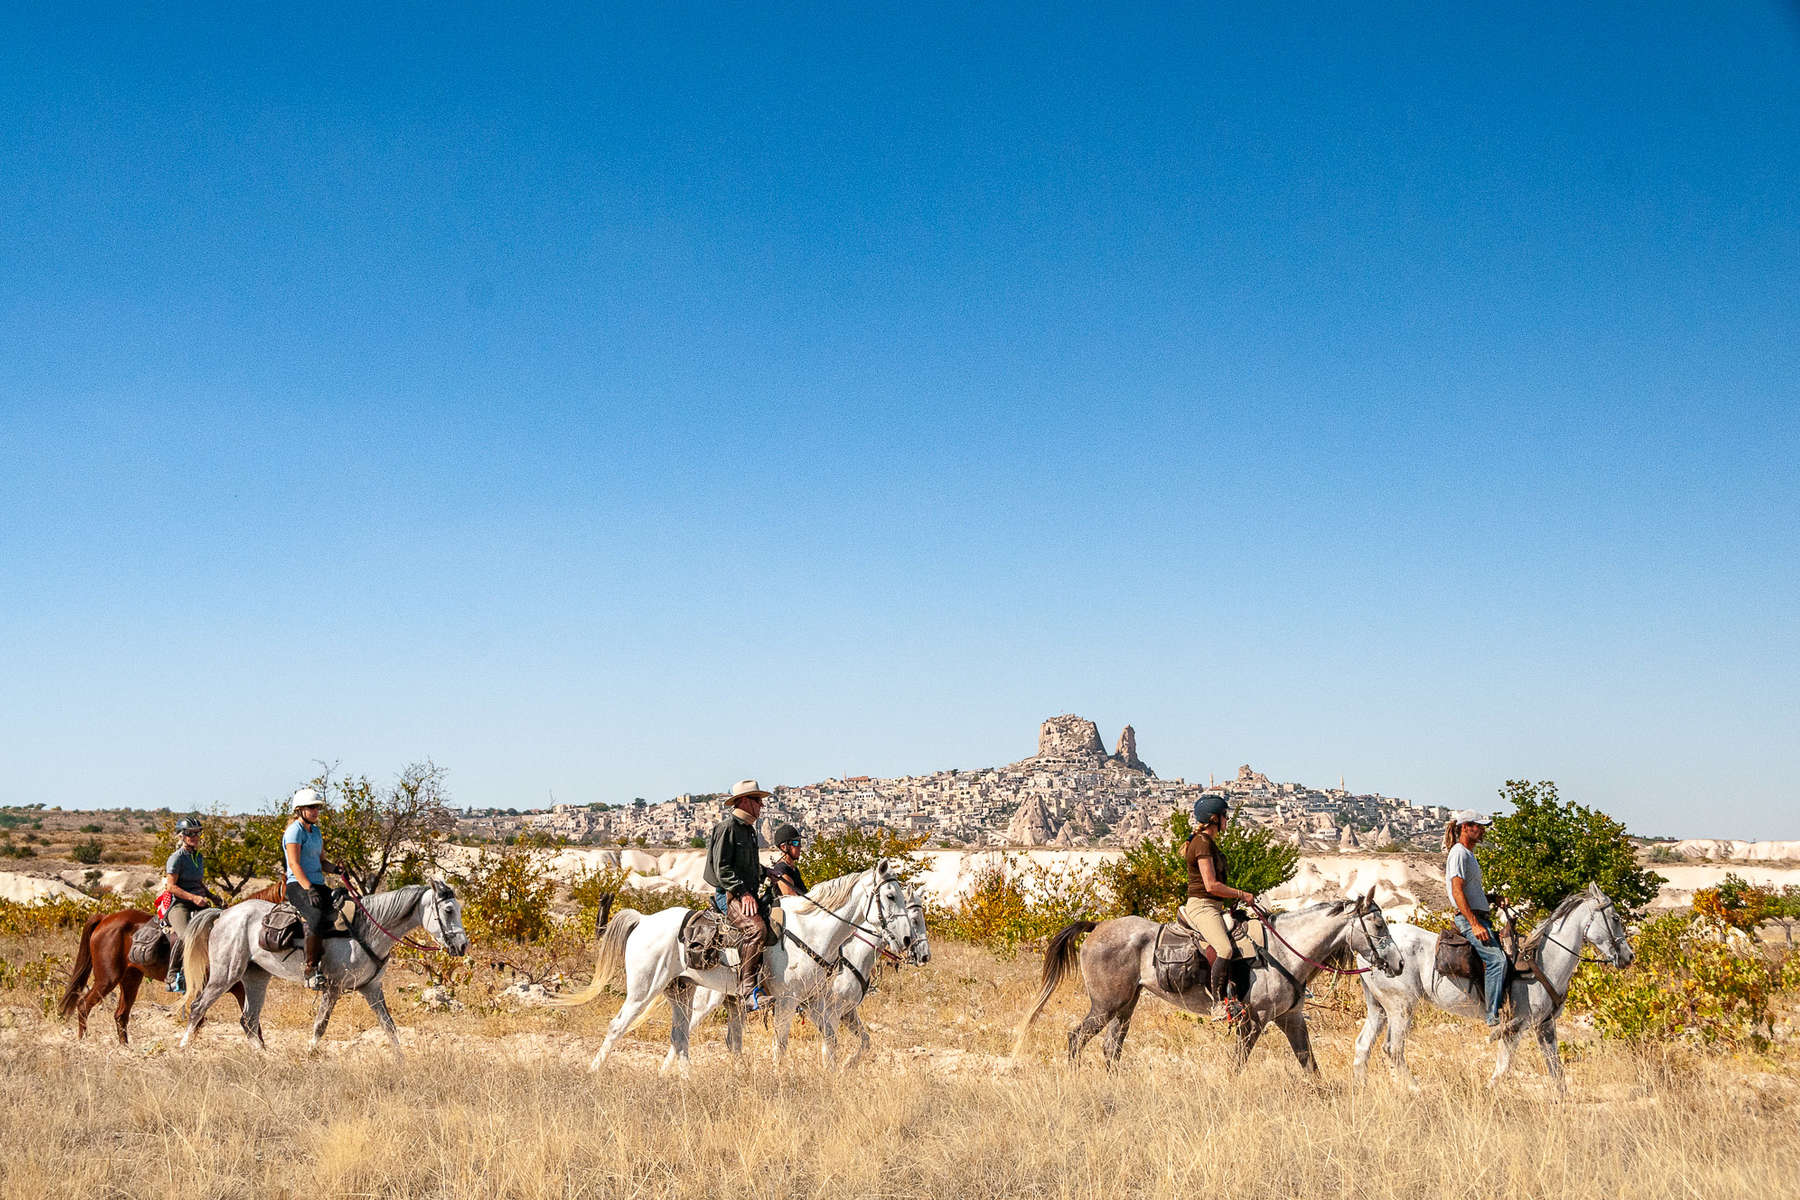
[1481,780,1662,917]
[70,838,103,865]
[799,825,927,884]
[79,824,103,834]
[1099,808,1298,921]
[929,856,1106,957]
[458,844,557,944]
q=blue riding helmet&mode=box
[1191,794,1229,825]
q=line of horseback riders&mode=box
[157,788,344,994]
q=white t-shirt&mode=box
[1445,843,1489,912]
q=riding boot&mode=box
[303,933,326,991]
[166,937,185,993]
[1209,955,1245,1023]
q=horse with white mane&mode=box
[1352,882,1634,1092]
[548,861,916,1074]
[674,878,931,1070]
[180,880,470,1054]
[1014,894,1405,1069]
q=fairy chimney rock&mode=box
[1036,714,1106,760]
[1113,725,1150,774]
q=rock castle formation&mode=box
[523,714,1449,851]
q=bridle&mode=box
[1249,900,1398,978]
[342,877,457,958]
[782,872,909,976]
[1535,897,1626,967]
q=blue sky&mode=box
[2,4,1796,837]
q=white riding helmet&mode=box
[290,787,328,813]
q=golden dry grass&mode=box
[2,941,1797,1199]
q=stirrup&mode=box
[1221,995,1249,1026]
[166,970,184,994]
[304,971,326,992]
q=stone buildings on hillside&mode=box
[520,714,1450,851]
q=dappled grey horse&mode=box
[1353,882,1634,1092]
[180,881,469,1053]
[1014,895,1405,1070]
[677,879,931,1069]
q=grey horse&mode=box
[179,880,469,1054]
[1013,894,1405,1070]
[1353,882,1634,1092]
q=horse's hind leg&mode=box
[76,970,119,1040]
[1100,988,1142,1068]
[180,971,235,1049]
[113,971,142,1045]
[239,970,270,1049]
[663,986,721,1073]
[590,973,664,1072]
[1067,996,1115,1063]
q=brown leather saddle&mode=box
[677,906,778,970]
[1434,925,1542,1007]
[1154,912,1257,999]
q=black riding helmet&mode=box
[174,817,203,836]
[771,822,802,848]
[1191,793,1229,826]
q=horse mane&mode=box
[1521,891,1589,955]
[800,870,868,911]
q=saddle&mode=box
[1154,912,1260,999]
[1433,926,1531,1007]
[128,920,172,968]
[679,905,779,970]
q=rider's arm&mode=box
[284,841,309,887]
[1450,875,1490,941]
[1195,855,1252,905]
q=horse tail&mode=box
[181,908,221,1021]
[545,900,641,1009]
[1010,919,1097,1060]
[57,913,104,1018]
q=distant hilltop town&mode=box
[521,715,1453,851]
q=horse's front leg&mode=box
[770,995,802,1066]
[1272,1008,1318,1074]
[114,971,142,1045]
[1227,1016,1263,1073]
[358,982,403,1055]
[840,1008,872,1069]
[1487,1026,1520,1087]
[307,987,343,1055]
[1352,999,1385,1085]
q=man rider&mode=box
[1445,809,1508,1026]
[704,780,772,1008]
[282,788,339,991]
[1179,793,1257,1022]
[763,822,808,897]
[161,817,218,993]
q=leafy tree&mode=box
[798,825,927,884]
[458,843,556,943]
[70,837,103,864]
[1480,780,1663,918]
[307,761,457,892]
[1100,808,1300,920]
[154,805,290,898]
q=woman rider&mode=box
[282,788,339,991]
[1179,793,1257,1021]
[161,817,218,993]
[763,822,808,897]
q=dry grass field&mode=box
[2,938,1797,1200]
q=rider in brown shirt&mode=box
[1179,793,1257,1020]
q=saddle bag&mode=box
[1434,926,1476,981]
[260,903,305,955]
[128,920,170,967]
[678,908,744,970]
[1153,924,1206,995]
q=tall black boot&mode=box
[1209,955,1245,1023]
[303,934,325,991]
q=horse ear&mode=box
[875,857,891,878]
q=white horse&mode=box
[548,861,914,1074]
[675,879,932,1069]
[180,880,470,1054]
[1352,882,1634,1092]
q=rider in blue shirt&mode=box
[283,788,338,991]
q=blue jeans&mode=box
[1455,910,1508,1023]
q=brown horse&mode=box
[56,881,284,1043]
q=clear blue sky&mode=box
[3,5,1796,838]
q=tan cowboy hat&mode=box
[291,787,328,813]
[726,779,771,803]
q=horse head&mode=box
[1347,890,1405,977]
[868,862,914,958]
[900,882,931,965]
[421,879,471,956]
[1581,882,1633,968]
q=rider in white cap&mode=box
[1444,809,1507,1025]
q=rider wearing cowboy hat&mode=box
[1180,792,1257,1022]
[763,822,808,898]
[703,779,774,1007]
[1445,809,1508,1025]
[161,816,219,993]
[282,787,342,992]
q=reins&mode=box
[1249,901,1376,977]
[340,876,444,956]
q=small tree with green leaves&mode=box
[1480,780,1663,918]
[155,805,290,899]
[798,825,927,884]
[307,761,456,892]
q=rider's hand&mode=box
[1472,924,1492,943]
[735,893,759,919]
